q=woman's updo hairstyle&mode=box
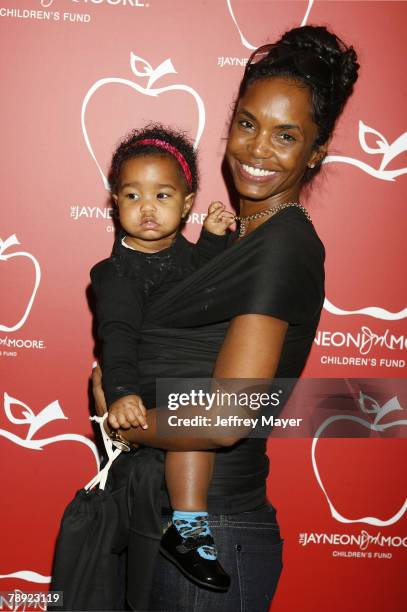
[239,25,359,183]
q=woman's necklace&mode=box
[234,202,312,238]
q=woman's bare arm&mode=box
[102,314,288,450]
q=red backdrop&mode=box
[1,1,406,610]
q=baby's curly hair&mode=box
[108,123,199,194]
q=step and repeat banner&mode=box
[1,1,406,610]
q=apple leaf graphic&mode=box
[358,390,403,425]
[358,391,381,415]
[0,234,20,256]
[130,53,177,89]
[359,121,389,155]
[3,393,68,440]
[380,131,407,171]
[4,393,36,424]
[373,396,403,425]
[358,120,407,171]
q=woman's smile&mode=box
[237,161,278,183]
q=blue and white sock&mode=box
[172,510,217,560]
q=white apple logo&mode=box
[323,121,407,321]
[0,234,41,333]
[312,390,407,526]
[226,0,314,50]
[81,52,206,191]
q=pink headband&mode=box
[137,138,193,190]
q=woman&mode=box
[94,24,359,612]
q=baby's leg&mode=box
[165,450,214,511]
[161,451,230,590]
[165,450,217,560]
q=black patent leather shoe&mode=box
[160,524,231,591]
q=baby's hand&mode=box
[204,201,235,236]
[108,394,148,430]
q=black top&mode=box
[90,229,229,407]
[140,207,325,512]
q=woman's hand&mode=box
[92,363,107,416]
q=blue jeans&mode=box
[149,503,283,612]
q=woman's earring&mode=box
[308,162,315,168]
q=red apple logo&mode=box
[0,235,41,333]
[312,390,407,526]
[81,52,206,190]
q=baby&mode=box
[91,124,234,591]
